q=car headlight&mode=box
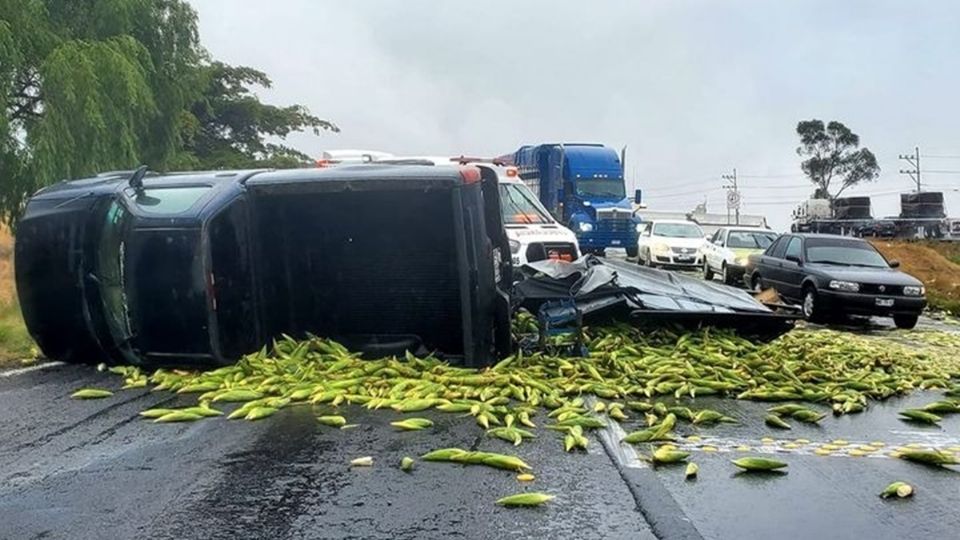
[734,256,748,266]
[652,243,671,255]
[828,280,860,292]
[903,285,925,296]
[578,222,594,232]
[508,239,521,254]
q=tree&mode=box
[0,0,336,226]
[177,62,338,170]
[796,120,880,200]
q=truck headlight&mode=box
[903,285,925,296]
[635,223,644,232]
[508,239,520,254]
[828,280,860,292]
[578,222,594,232]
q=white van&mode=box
[374,156,581,266]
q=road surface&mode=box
[2,356,960,540]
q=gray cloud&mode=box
[190,0,960,229]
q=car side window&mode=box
[768,236,788,258]
[784,237,803,260]
[710,230,722,245]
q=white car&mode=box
[701,226,779,285]
[373,155,580,266]
[636,219,705,269]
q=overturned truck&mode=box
[16,166,794,369]
[16,165,513,367]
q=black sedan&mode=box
[751,233,926,328]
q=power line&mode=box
[645,187,724,199]
[738,173,804,179]
[921,154,960,159]
[642,177,723,192]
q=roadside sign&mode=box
[726,190,741,210]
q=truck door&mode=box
[544,147,564,220]
[478,169,513,359]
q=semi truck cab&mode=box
[504,144,640,256]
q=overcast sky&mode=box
[190,0,959,230]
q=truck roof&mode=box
[510,143,623,180]
[372,156,524,184]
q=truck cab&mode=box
[504,144,640,256]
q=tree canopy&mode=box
[0,0,336,226]
[796,120,880,200]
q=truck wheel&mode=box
[703,260,714,281]
[893,314,919,329]
[626,246,638,258]
[802,285,826,323]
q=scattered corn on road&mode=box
[3,327,960,539]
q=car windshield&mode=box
[499,183,553,224]
[575,178,625,199]
[727,231,778,249]
[653,222,703,238]
[805,239,889,267]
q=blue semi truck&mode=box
[500,143,640,256]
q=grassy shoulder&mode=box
[871,239,960,316]
[0,229,35,368]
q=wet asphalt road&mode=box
[3,353,960,540]
[0,363,653,540]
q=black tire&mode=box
[720,263,734,285]
[626,246,639,258]
[802,285,827,323]
[893,314,919,329]
[640,249,654,267]
[703,260,715,281]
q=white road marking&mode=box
[0,361,65,378]
[587,397,648,469]
[597,414,649,468]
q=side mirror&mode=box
[634,189,642,205]
[889,260,900,268]
[785,254,802,265]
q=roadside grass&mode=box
[871,240,960,316]
[0,228,35,368]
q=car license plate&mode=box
[677,256,693,262]
[876,298,894,307]
[610,240,621,245]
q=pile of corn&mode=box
[93,318,960,439]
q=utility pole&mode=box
[899,146,922,192]
[722,168,740,225]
